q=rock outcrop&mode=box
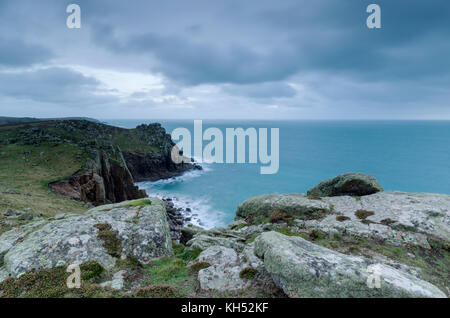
[236,191,450,247]
[0,198,173,281]
[254,231,446,298]
[49,147,146,206]
[196,246,250,292]
[0,120,200,207]
[307,172,383,197]
[123,123,201,182]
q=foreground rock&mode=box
[0,198,172,281]
[236,191,450,247]
[195,246,250,292]
[254,231,446,298]
[307,172,383,197]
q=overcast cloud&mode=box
[0,0,449,119]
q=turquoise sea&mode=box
[105,120,450,228]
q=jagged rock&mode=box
[196,246,249,292]
[254,231,446,298]
[0,198,173,281]
[180,224,205,245]
[49,147,147,206]
[307,172,383,197]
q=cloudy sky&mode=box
[0,0,449,119]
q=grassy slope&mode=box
[0,120,160,217]
[0,142,90,216]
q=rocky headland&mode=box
[0,120,200,215]
[0,172,448,298]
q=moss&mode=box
[0,251,5,267]
[353,196,362,201]
[126,199,152,207]
[180,248,203,261]
[115,255,143,270]
[276,227,308,239]
[188,261,211,274]
[336,215,351,222]
[306,195,322,201]
[355,209,375,219]
[0,264,121,298]
[239,267,258,280]
[248,215,271,225]
[309,229,326,240]
[380,218,396,226]
[361,219,377,225]
[172,241,186,256]
[233,223,248,230]
[133,285,184,298]
[245,234,259,244]
[348,246,360,253]
[269,209,295,226]
[143,256,197,296]
[94,223,121,258]
[147,257,186,280]
[80,261,105,281]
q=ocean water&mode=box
[105,120,450,228]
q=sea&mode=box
[104,120,450,228]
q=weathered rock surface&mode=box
[196,246,249,292]
[236,191,450,247]
[254,231,446,298]
[307,172,383,197]
[49,148,147,206]
[236,194,331,220]
[186,227,246,252]
[0,198,173,281]
[180,224,205,245]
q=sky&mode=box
[0,0,449,120]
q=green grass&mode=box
[0,262,119,298]
[143,257,198,297]
[239,267,258,280]
[126,199,152,207]
[355,209,375,219]
[0,142,90,216]
[94,224,122,257]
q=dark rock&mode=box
[307,172,383,197]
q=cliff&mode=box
[0,120,198,211]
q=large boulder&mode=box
[236,194,331,220]
[254,231,446,298]
[196,246,249,292]
[0,198,173,281]
[307,172,383,197]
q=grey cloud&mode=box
[0,37,53,67]
[0,67,112,105]
[223,82,297,99]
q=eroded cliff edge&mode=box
[0,120,198,208]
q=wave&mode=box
[137,163,227,229]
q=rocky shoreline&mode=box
[0,172,448,298]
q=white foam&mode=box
[137,164,227,229]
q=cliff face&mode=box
[0,120,196,207]
[122,123,200,182]
[49,148,146,206]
